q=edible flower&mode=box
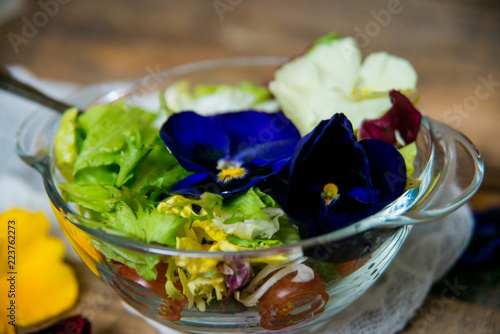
[0,209,79,328]
[272,114,407,237]
[358,90,423,147]
[160,111,300,196]
[269,36,417,135]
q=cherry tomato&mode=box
[258,267,329,330]
[117,262,187,321]
[335,258,368,277]
[117,262,168,296]
[156,299,186,322]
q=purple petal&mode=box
[359,139,407,210]
[160,112,229,172]
[345,185,379,204]
[283,114,374,211]
[234,138,299,164]
[171,171,214,195]
[173,159,290,197]
[272,114,406,238]
[211,111,300,156]
[358,90,422,147]
[164,111,300,197]
[272,114,379,236]
[290,113,356,174]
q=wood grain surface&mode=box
[1,1,499,333]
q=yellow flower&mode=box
[175,237,219,276]
[0,209,78,328]
[191,219,227,242]
[158,195,196,218]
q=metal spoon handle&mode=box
[0,66,74,114]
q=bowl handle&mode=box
[16,108,60,175]
[402,119,484,223]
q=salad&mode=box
[54,33,422,330]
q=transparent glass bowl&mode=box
[16,58,484,333]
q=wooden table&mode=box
[2,1,499,333]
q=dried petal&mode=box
[29,315,91,334]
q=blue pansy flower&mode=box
[160,111,301,196]
[272,113,407,238]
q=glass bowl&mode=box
[16,57,484,333]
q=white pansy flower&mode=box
[269,36,417,135]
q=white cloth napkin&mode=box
[0,68,474,334]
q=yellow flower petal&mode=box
[209,240,248,252]
[17,259,78,327]
[192,219,227,242]
[0,209,79,328]
[175,237,219,276]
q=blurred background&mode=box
[1,0,499,333]
[1,0,499,178]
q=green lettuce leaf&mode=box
[164,81,278,115]
[74,165,119,185]
[110,202,185,247]
[115,135,152,187]
[310,260,341,284]
[54,107,83,182]
[128,137,192,197]
[192,81,271,104]
[253,187,276,207]
[59,183,152,221]
[58,184,121,213]
[272,218,302,244]
[220,187,268,224]
[237,81,273,104]
[73,103,157,181]
[93,240,160,280]
[210,188,283,240]
[226,235,282,248]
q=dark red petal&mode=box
[358,90,422,146]
[30,315,91,334]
